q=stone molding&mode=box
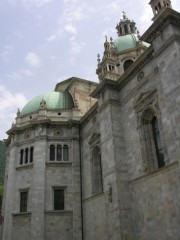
[129,161,179,183]
[45,210,73,216]
[141,8,180,43]
[135,90,169,172]
[12,212,31,217]
[98,99,121,113]
[120,67,159,106]
[45,162,72,167]
[153,34,180,57]
[16,163,33,170]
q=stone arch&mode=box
[123,59,133,71]
[140,107,165,171]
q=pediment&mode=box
[134,90,156,108]
[89,132,100,146]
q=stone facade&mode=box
[1,2,180,240]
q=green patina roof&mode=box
[113,34,150,52]
[21,91,74,116]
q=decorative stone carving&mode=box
[38,126,43,136]
[24,131,31,140]
[40,99,46,109]
[97,54,101,64]
[54,128,63,136]
[16,108,20,117]
[137,71,144,81]
[89,132,100,149]
[74,100,79,109]
[135,90,168,172]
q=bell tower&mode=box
[149,0,172,21]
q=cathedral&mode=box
[1,0,180,239]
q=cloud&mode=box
[25,52,41,67]
[0,84,27,139]
[46,35,56,42]
[69,36,86,55]
[7,69,34,81]
[64,0,77,3]
[23,0,53,8]
[1,45,14,62]
[172,0,180,11]
[107,1,121,10]
[83,66,98,83]
[101,28,116,44]
[8,0,54,9]
[65,24,77,34]
[139,0,153,33]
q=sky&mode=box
[0,0,180,140]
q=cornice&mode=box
[7,120,79,136]
[98,99,121,113]
[80,102,98,125]
[120,67,159,106]
[91,46,154,100]
[54,76,98,91]
[153,34,180,58]
[117,46,154,90]
[90,79,118,99]
[141,8,180,43]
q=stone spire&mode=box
[116,11,137,37]
[149,0,172,21]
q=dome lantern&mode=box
[116,11,137,37]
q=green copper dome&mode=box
[21,91,74,116]
[113,34,150,52]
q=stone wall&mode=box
[130,163,180,240]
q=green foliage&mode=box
[0,185,3,211]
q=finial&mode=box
[122,11,127,19]
[97,53,101,64]
[105,35,107,42]
[16,108,20,117]
[110,37,113,47]
[137,30,141,39]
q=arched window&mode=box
[124,24,128,34]
[123,59,133,71]
[30,147,34,163]
[92,146,103,194]
[141,108,165,171]
[25,148,28,164]
[152,117,165,168]
[57,145,62,161]
[130,24,133,33]
[155,6,158,14]
[120,27,122,35]
[20,149,24,165]
[50,145,55,161]
[63,145,69,161]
